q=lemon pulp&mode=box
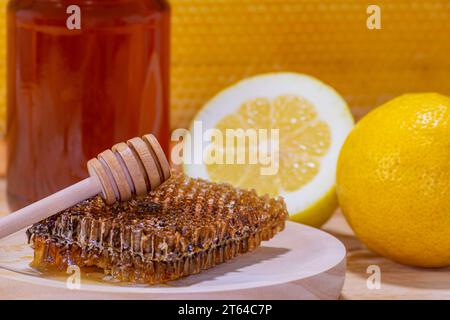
[184,72,354,227]
[207,95,331,197]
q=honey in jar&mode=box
[7,0,170,209]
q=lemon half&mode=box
[183,73,354,226]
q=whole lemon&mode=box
[337,93,450,267]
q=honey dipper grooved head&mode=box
[87,134,171,204]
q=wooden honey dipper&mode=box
[0,134,171,239]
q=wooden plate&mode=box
[0,222,346,299]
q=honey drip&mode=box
[27,173,288,284]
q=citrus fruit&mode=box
[183,72,354,227]
[337,93,450,267]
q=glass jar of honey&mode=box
[7,0,170,210]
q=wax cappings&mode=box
[27,173,288,284]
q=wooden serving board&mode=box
[0,222,346,300]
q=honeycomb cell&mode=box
[27,173,288,284]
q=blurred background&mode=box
[169,0,450,128]
[1,0,450,141]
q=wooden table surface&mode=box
[322,213,450,299]
[0,138,449,299]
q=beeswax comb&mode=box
[27,173,288,284]
[0,134,171,239]
[170,0,450,128]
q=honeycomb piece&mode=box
[27,173,288,284]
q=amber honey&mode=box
[7,0,170,209]
[28,173,288,284]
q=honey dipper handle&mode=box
[0,176,102,239]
